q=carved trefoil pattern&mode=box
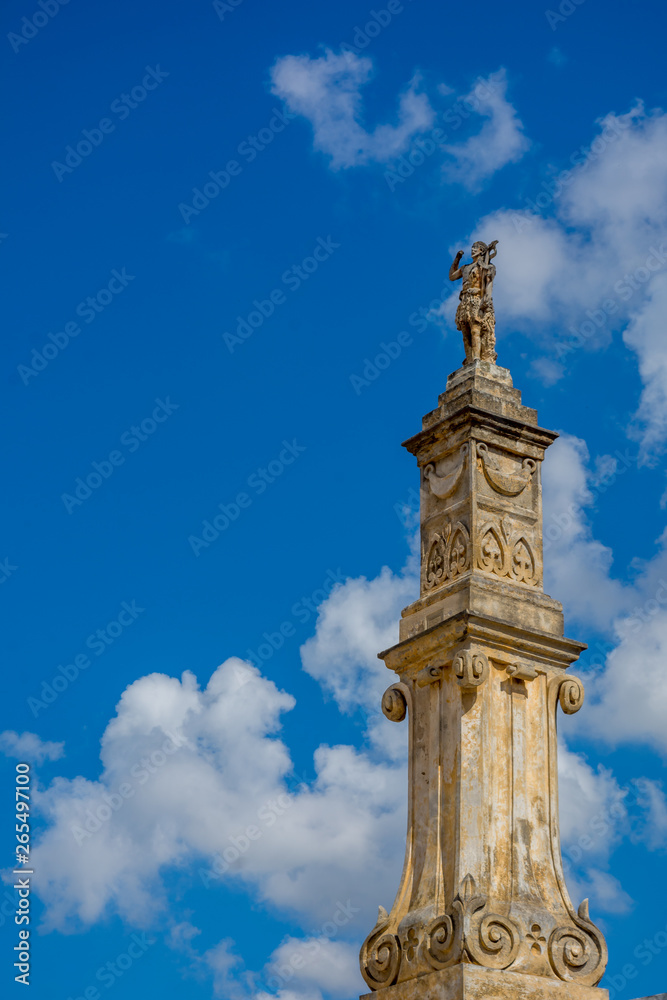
[477,515,539,587]
[423,520,470,591]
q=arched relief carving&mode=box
[476,516,539,587]
[512,536,536,584]
[423,443,469,500]
[476,442,536,498]
[423,520,470,591]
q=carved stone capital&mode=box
[453,649,489,690]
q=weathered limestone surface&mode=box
[359,360,608,998]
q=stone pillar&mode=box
[359,360,608,1000]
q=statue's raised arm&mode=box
[449,250,465,282]
[449,240,499,366]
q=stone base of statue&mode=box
[361,965,609,1000]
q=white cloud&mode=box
[444,103,667,455]
[269,55,527,189]
[624,273,667,459]
[442,69,529,189]
[256,935,362,1000]
[535,434,667,762]
[0,730,64,763]
[300,564,417,715]
[541,434,629,631]
[566,869,633,916]
[270,50,433,169]
[24,550,643,976]
[584,576,667,756]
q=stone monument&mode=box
[359,242,608,1000]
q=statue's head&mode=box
[471,241,488,258]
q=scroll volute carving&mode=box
[360,906,401,990]
[548,899,608,986]
[453,649,489,690]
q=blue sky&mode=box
[2,0,667,997]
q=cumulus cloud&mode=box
[269,54,527,188]
[25,549,644,981]
[584,574,667,755]
[255,935,362,1000]
[0,729,64,763]
[541,434,629,631]
[443,103,667,455]
[270,50,434,169]
[442,69,529,189]
[27,652,409,938]
[536,433,667,762]
[300,564,417,715]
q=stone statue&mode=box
[449,240,498,365]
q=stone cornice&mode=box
[403,405,559,459]
[379,610,586,674]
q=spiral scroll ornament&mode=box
[453,650,489,690]
[360,916,401,990]
[558,675,585,715]
[381,684,408,722]
[425,913,459,970]
[548,900,608,985]
[467,912,520,970]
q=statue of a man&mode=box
[449,240,498,365]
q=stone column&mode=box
[359,360,608,1000]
